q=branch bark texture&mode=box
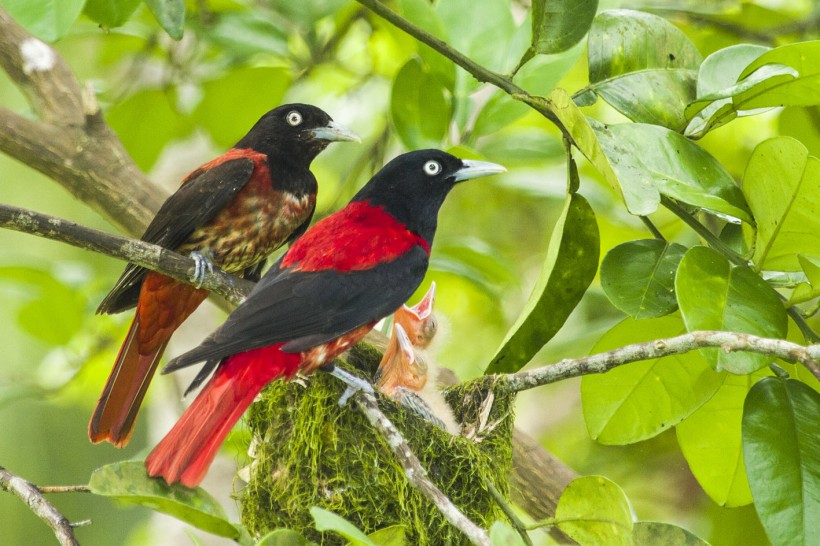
[0,466,81,546]
[507,330,820,392]
[0,203,254,305]
[0,6,163,236]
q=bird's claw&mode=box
[326,366,374,406]
[190,251,215,288]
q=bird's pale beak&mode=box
[310,120,361,143]
[453,159,506,182]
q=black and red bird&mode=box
[145,149,505,487]
[90,104,359,448]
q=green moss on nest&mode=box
[240,360,514,544]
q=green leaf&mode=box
[531,0,598,55]
[779,106,820,158]
[0,266,85,345]
[194,67,292,148]
[586,10,702,129]
[486,193,599,374]
[789,255,820,305]
[695,45,771,98]
[255,529,312,546]
[743,137,820,271]
[684,44,769,137]
[107,89,193,170]
[601,240,686,319]
[736,41,820,110]
[435,0,515,74]
[676,371,766,507]
[555,476,633,546]
[310,507,376,546]
[582,315,723,444]
[145,0,185,40]
[88,461,241,539]
[742,377,820,546]
[1,0,86,41]
[489,521,526,545]
[398,0,455,91]
[687,42,820,137]
[594,123,752,223]
[204,11,289,59]
[543,90,655,215]
[368,525,406,546]
[390,57,452,150]
[83,0,141,27]
[675,246,788,373]
[633,521,711,545]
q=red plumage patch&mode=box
[181,147,267,186]
[282,201,430,272]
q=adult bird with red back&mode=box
[146,149,505,487]
[89,104,359,448]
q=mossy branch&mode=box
[353,391,492,546]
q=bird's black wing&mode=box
[163,246,429,373]
[97,158,256,314]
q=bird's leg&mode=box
[324,365,374,406]
[189,250,215,288]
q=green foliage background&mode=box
[0,0,818,544]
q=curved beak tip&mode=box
[311,120,361,143]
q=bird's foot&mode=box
[189,250,215,288]
[326,366,374,406]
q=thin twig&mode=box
[353,0,567,133]
[0,203,254,305]
[483,477,533,546]
[38,485,91,494]
[639,216,665,241]
[0,466,81,546]
[506,330,820,393]
[353,392,491,546]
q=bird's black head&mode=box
[352,149,505,244]
[235,103,359,166]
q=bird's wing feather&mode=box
[97,158,256,314]
[163,246,429,372]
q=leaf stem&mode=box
[639,216,666,241]
[660,196,744,265]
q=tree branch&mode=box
[0,203,254,305]
[353,392,491,546]
[353,0,566,133]
[506,330,820,393]
[0,5,163,237]
[0,466,81,546]
[37,485,91,494]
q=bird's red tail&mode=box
[145,344,301,488]
[89,316,168,447]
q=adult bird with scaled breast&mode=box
[145,149,505,487]
[89,104,359,448]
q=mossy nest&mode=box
[240,345,515,544]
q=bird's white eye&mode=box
[423,160,442,176]
[286,111,303,126]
